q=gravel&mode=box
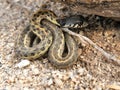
[0,0,120,90]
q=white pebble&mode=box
[47,78,53,86]
[9,76,15,83]
[33,68,39,75]
[78,68,85,75]
[45,88,51,90]
[23,87,29,90]
[15,59,30,68]
[54,78,63,86]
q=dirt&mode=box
[0,0,120,90]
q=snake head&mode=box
[57,15,88,28]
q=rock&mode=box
[23,87,29,90]
[46,0,120,21]
[54,78,63,87]
[78,68,85,75]
[47,78,53,86]
[15,59,30,68]
[8,76,15,83]
[33,68,40,75]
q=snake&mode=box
[16,9,78,68]
[57,15,88,28]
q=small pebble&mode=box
[47,78,53,86]
[9,76,15,83]
[33,68,40,75]
[45,88,51,90]
[54,78,63,87]
[63,75,69,81]
[78,68,85,75]
[15,59,30,68]
[23,87,29,90]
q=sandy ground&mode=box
[0,0,120,90]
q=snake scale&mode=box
[16,9,78,68]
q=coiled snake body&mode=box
[16,10,78,68]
